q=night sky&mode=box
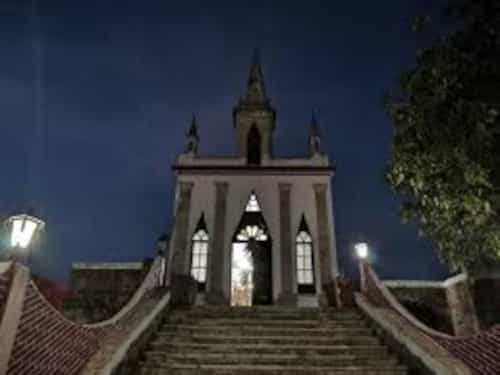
[1,0,451,283]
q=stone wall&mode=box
[65,260,152,323]
[386,284,454,334]
[473,277,500,329]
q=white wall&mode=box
[172,172,338,304]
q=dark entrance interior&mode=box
[231,193,272,305]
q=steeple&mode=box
[233,50,276,164]
[245,49,268,105]
[186,114,199,155]
[309,112,322,156]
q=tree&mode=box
[386,0,500,271]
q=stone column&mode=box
[277,183,296,305]
[446,279,480,335]
[314,183,333,306]
[207,182,229,304]
[169,182,194,279]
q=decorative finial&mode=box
[188,114,198,138]
[186,114,199,154]
[246,48,267,103]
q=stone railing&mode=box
[0,262,13,318]
[360,261,500,375]
[0,256,167,375]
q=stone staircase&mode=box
[138,306,407,374]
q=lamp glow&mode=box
[355,242,369,260]
[7,214,45,249]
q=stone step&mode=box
[146,342,389,356]
[152,333,379,346]
[144,352,399,367]
[164,317,364,328]
[169,308,361,321]
[176,306,337,313]
[138,363,407,375]
[159,324,373,337]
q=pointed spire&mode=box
[310,112,320,137]
[245,48,267,104]
[188,114,198,138]
[186,114,199,154]
[309,112,321,156]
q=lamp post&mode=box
[4,212,45,266]
[156,233,168,287]
[354,242,369,293]
[354,242,369,260]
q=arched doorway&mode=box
[231,192,272,306]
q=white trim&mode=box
[72,262,144,270]
[383,280,444,289]
[383,273,468,289]
[99,292,170,375]
[443,273,468,288]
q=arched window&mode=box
[247,125,261,165]
[190,216,209,288]
[296,216,315,293]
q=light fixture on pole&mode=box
[5,212,45,264]
[156,233,169,287]
[354,242,369,260]
[156,233,168,256]
[354,242,370,293]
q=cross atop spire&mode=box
[244,48,268,105]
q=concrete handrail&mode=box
[99,292,171,375]
[362,262,460,340]
[355,292,473,375]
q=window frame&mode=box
[296,229,316,294]
[190,228,209,290]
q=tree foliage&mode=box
[386,0,500,271]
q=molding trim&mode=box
[173,165,335,176]
[383,273,468,289]
[72,262,144,270]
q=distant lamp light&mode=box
[355,242,369,260]
[6,213,45,249]
[157,233,168,256]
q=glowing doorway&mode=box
[231,243,254,306]
[230,192,272,306]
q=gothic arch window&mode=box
[247,124,261,165]
[190,215,209,289]
[296,216,315,293]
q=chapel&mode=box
[166,52,338,307]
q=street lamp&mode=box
[355,242,370,293]
[5,212,45,264]
[156,233,168,256]
[354,242,369,260]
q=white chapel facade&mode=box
[166,54,338,307]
